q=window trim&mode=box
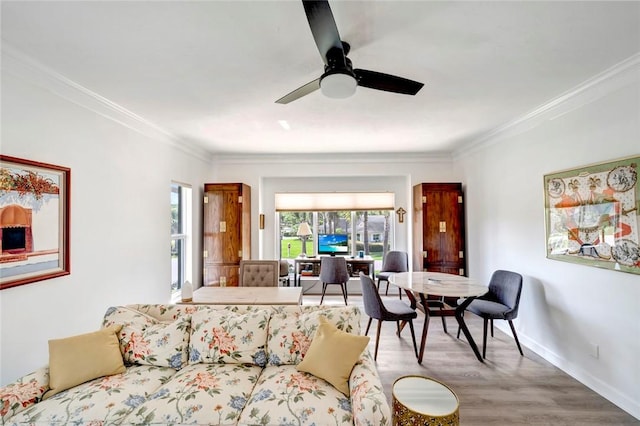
[171,183,192,299]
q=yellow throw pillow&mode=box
[296,316,369,396]
[44,325,126,399]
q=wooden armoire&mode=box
[202,183,251,287]
[412,183,466,276]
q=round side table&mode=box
[392,375,460,426]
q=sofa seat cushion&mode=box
[5,365,175,426]
[238,364,354,426]
[121,363,262,425]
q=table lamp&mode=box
[297,222,312,257]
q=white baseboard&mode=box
[503,326,640,420]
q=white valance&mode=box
[275,192,395,212]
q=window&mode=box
[279,210,394,264]
[171,183,192,298]
[275,191,396,272]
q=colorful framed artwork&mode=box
[544,155,639,275]
[0,155,70,289]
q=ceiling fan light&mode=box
[320,72,357,99]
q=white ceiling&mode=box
[2,1,639,156]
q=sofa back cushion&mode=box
[123,304,198,322]
[266,306,361,366]
[103,306,191,369]
[189,307,270,366]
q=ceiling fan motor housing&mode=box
[320,70,357,98]
[320,52,357,98]
[320,48,358,99]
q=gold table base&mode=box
[393,397,459,425]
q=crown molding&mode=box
[454,53,640,159]
[6,41,635,165]
[210,151,453,165]
[1,43,449,166]
[1,43,212,162]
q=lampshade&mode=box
[181,280,193,303]
[320,71,357,99]
[297,222,312,237]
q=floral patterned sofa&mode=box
[1,304,390,426]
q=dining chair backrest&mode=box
[381,251,409,273]
[360,273,386,320]
[488,270,523,320]
[319,256,350,284]
[279,260,290,277]
[360,272,419,360]
[239,260,279,287]
[278,260,290,285]
[462,269,525,359]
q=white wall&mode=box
[0,60,211,384]
[208,154,458,262]
[455,59,640,418]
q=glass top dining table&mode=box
[389,272,488,363]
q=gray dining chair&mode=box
[319,256,350,305]
[360,273,418,360]
[457,270,524,358]
[376,250,409,299]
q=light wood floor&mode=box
[302,293,639,425]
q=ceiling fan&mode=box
[275,0,424,104]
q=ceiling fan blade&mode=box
[278,2,423,104]
[354,69,424,95]
[303,0,345,66]
[275,78,321,104]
